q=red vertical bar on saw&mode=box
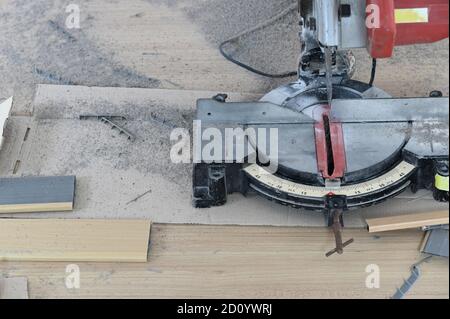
[314,107,346,180]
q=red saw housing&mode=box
[367,0,449,58]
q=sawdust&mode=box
[410,121,450,147]
[31,96,195,189]
[27,88,195,187]
[0,0,160,114]
[183,0,299,90]
[28,118,193,187]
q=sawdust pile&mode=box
[184,0,300,77]
[0,0,160,113]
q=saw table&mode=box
[193,84,448,215]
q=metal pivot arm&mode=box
[325,196,354,257]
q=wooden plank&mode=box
[0,176,75,213]
[366,211,449,233]
[0,277,29,299]
[0,219,152,262]
[2,224,448,299]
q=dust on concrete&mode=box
[25,117,193,187]
[34,98,194,126]
[28,96,195,187]
[0,0,160,114]
[182,0,300,90]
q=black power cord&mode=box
[369,58,377,86]
[219,4,379,85]
[218,4,298,79]
[219,42,298,79]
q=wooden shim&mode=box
[0,176,75,213]
[0,219,152,262]
[366,211,449,233]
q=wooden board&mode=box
[2,224,448,299]
[0,277,28,299]
[0,176,75,213]
[0,219,152,262]
[366,211,449,233]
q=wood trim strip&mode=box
[0,176,75,214]
[0,219,152,262]
[0,202,73,214]
[366,211,449,233]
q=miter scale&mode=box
[192,0,449,256]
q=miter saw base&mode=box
[192,78,449,255]
[194,80,448,207]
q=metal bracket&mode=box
[79,115,127,121]
[100,117,135,141]
[79,115,135,141]
[325,195,354,257]
[392,256,433,299]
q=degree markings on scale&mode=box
[244,161,416,198]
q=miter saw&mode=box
[192,0,449,256]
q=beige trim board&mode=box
[0,219,152,262]
[0,202,73,214]
[366,211,449,233]
[3,224,448,299]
